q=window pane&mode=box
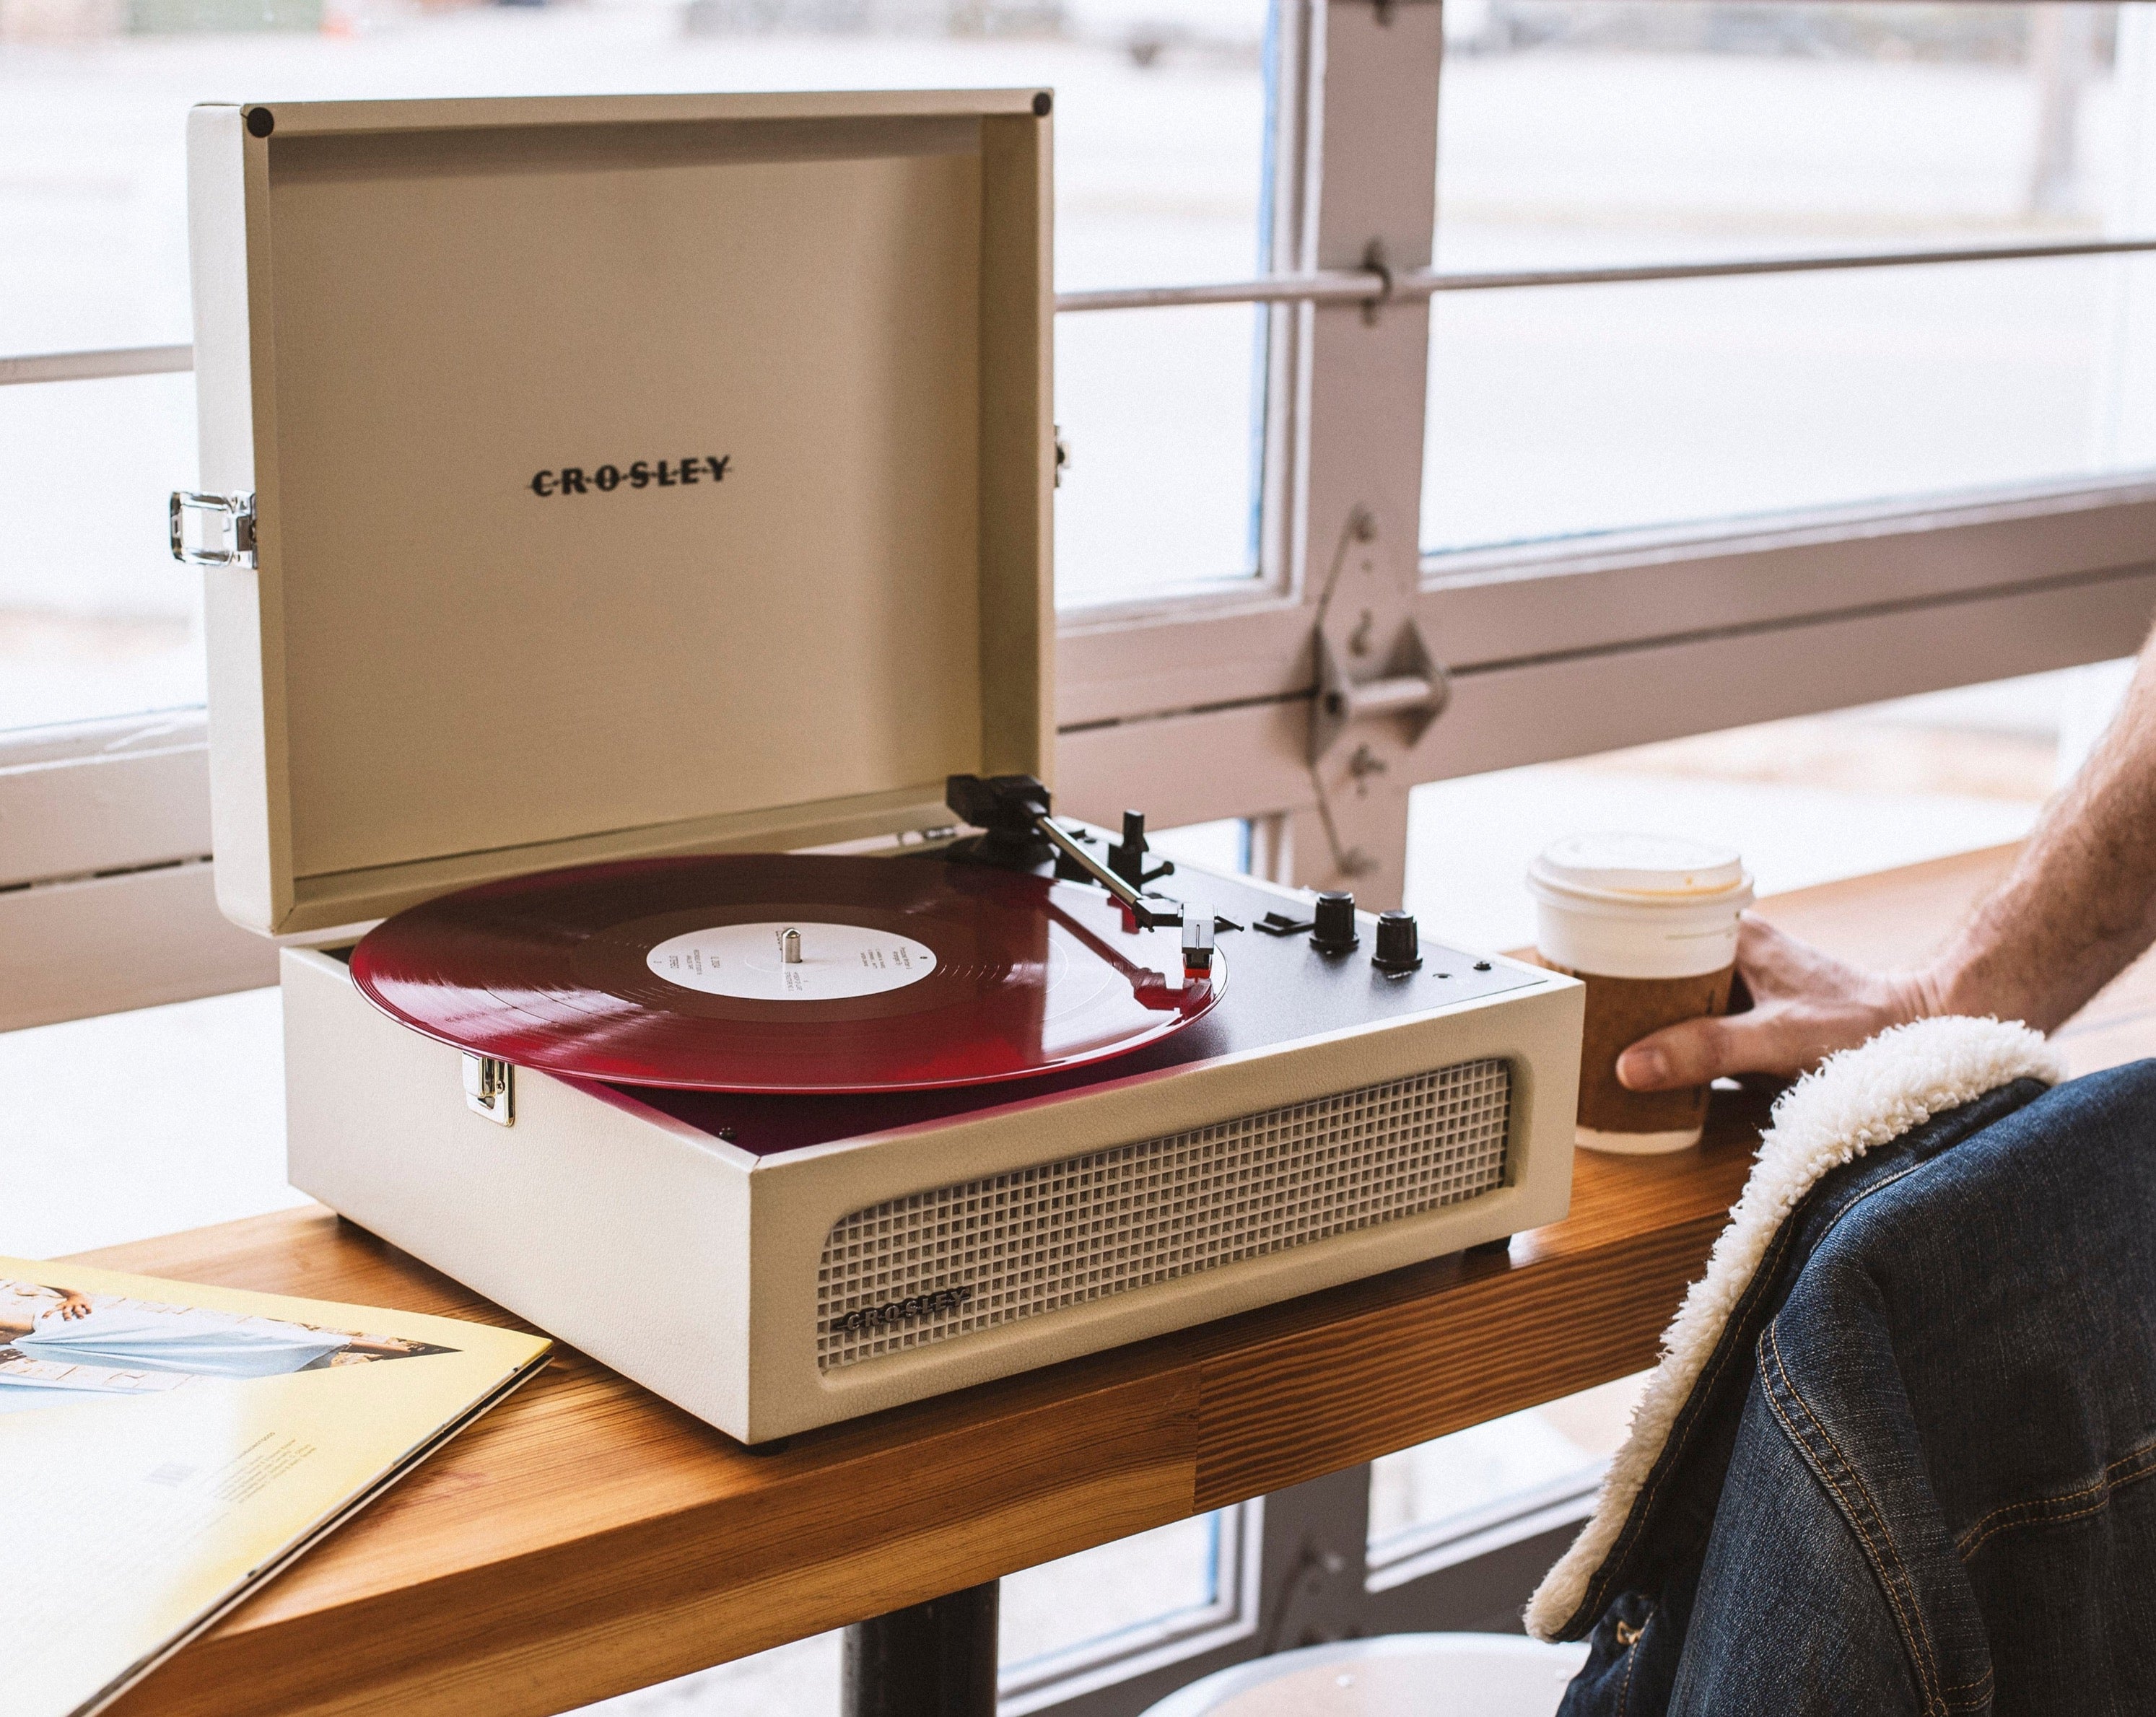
[1148,815,1252,875]
[1,374,203,733]
[1055,303,1268,606]
[1052,8,1275,292]
[1402,663,2120,952]
[1436,1,2120,270]
[1424,254,2148,551]
[2,2,1278,732]
[0,987,299,1259]
[1052,13,1276,605]
[1424,1,2155,551]
[2,5,1277,348]
[1000,1510,1223,1672]
[1369,1375,1644,1555]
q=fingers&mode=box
[1613,919,1819,1090]
[1618,998,1889,1091]
[1618,987,1912,1092]
[1730,914,1833,996]
[1616,1014,1748,1091]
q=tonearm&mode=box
[944,773,1186,932]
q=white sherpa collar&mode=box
[1524,1015,2064,1642]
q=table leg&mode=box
[841,1579,999,1717]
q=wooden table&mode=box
[90,844,2156,1717]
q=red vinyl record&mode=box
[348,853,1224,1093]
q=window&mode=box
[0,375,201,730]
[1424,1,2154,552]
[1368,1375,1646,1593]
[999,1508,1262,1713]
[1051,5,1277,606]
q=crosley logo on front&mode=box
[530,455,730,497]
[835,1284,972,1334]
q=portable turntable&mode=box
[175,90,1583,1442]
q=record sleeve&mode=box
[2,1259,549,1717]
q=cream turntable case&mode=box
[178,90,1583,1444]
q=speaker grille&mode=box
[815,1057,1511,1371]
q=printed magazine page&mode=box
[0,1258,551,1717]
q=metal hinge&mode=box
[462,1054,515,1126]
[1309,616,1451,764]
[169,490,257,568]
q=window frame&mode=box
[0,711,274,1031]
[1057,470,2156,823]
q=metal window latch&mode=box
[462,1054,515,1126]
[1359,237,1396,326]
[169,490,257,568]
[1309,616,1451,764]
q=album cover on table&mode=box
[1,1257,550,1717]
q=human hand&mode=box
[1615,916,1937,1091]
[55,1292,92,1321]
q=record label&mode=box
[646,922,938,1001]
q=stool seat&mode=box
[1140,1633,1589,1717]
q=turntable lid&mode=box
[185,90,1052,938]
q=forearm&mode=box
[1923,642,2156,1031]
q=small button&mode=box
[1472,959,1492,971]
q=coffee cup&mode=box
[1527,833,1753,1154]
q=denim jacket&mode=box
[1535,1026,2156,1716]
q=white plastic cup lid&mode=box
[1529,831,1748,902]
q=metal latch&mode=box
[1309,616,1450,764]
[169,490,257,568]
[462,1054,515,1126]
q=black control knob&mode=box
[1373,909,1422,972]
[1310,891,1359,955]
